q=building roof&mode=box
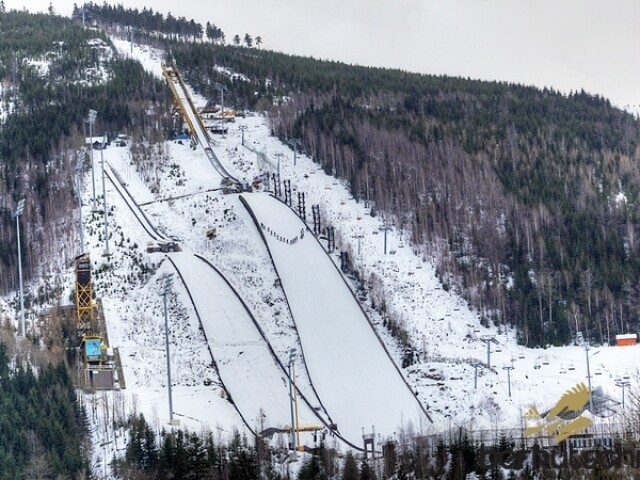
[85,136,107,145]
[615,333,637,340]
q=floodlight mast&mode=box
[100,139,110,257]
[15,199,26,337]
[87,109,98,212]
[75,162,85,252]
[288,348,298,460]
[162,274,175,424]
[585,344,600,413]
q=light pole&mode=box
[584,345,600,413]
[75,162,85,252]
[15,199,26,337]
[214,82,225,115]
[100,139,110,257]
[161,273,175,425]
[503,365,514,397]
[288,348,298,460]
[274,153,284,195]
[87,109,98,212]
[615,380,630,409]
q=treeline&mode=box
[80,2,224,43]
[0,343,89,479]
[118,414,640,479]
[116,414,271,479]
[0,11,174,297]
[166,41,640,347]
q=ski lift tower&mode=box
[480,335,499,369]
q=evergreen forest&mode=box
[0,342,88,479]
[0,8,174,296]
[3,4,640,350]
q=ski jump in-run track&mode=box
[161,61,243,191]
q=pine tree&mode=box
[125,414,158,473]
[298,454,323,480]
[342,451,358,480]
[359,458,376,480]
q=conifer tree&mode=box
[342,451,358,480]
[359,458,376,480]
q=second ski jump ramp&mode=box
[241,193,430,444]
[169,253,325,435]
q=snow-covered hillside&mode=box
[5,36,639,476]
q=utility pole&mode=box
[503,365,514,397]
[100,140,110,257]
[15,199,26,337]
[161,274,175,425]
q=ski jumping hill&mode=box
[241,193,431,443]
[169,253,329,435]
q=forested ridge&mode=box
[165,42,640,347]
[0,9,176,477]
[2,4,640,351]
[0,8,173,297]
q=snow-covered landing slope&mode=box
[169,252,329,435]
[240,193,430,443]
